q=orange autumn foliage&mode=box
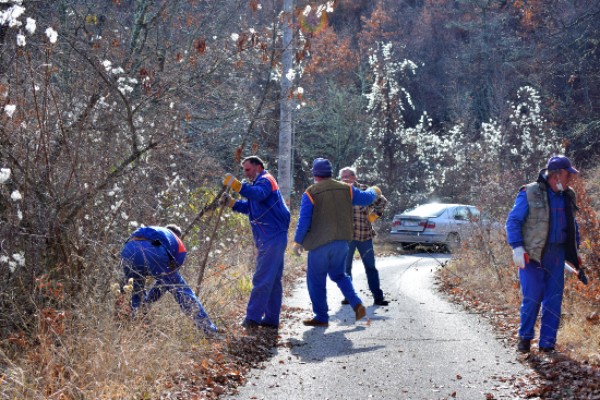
[512,0,545,31]
[570,176,600,301]
[302,27,359,86]
[358,1,397,55]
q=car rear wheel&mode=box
[445,233,461,253]
[399,242,416,251]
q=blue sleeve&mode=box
[294,193,314,244]
[239,177,271,202]
[505,189,528,248]
[232,199,250,214]
[351,186,377,207]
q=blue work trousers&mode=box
[307,240,363,323]
[518,244,565,348]
[121,241,217,333]
[246,233,288,326]
[345,239,384,302]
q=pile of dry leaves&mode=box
[158,329,279,399]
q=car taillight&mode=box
[419,220,435,229]
[392,220,401,226]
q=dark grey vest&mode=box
[302,179,353,251]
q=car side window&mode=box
[468,207,481,222]
[454,207,470,221]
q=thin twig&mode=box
[181,186,226,239]
[195,187,229,295]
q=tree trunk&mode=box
[278,0,294,203]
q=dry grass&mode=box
[1,281,231,399]
[561,298,600,365]
[0,219,308,400]
[0,241,297,399]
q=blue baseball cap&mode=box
[547,155,578,174]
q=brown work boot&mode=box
[303,318,329,327]
[354,303,366,321]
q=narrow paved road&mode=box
[227,254,530,400]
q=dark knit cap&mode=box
[311,158,333,177]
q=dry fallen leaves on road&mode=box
[437,274,600,399]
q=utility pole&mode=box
[278,0,294,203]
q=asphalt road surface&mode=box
[227,253,530,400]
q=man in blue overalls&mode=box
[222,156,291,330]
[121,224,218,334]
[506,155,584,353]
[292,158,380,327]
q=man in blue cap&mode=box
[292,158,381,327]
[506,155,586,353]
[121,224,218,334]
[221,156,291,331]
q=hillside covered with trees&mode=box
[0,0,599,397]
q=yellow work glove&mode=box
[223,173,242,192]
[219,192,235,208]
[368,212,380,223]
[292,242,304,257]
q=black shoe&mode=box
[517,338,531,353]
[539,347,555,353]
[259,322,279,330]
[374,299,389,306]
[241,318,260,330]
[341,299,350,305]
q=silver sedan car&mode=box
[388,203,481,251]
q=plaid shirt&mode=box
[352,182,387,241]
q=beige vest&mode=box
[302,179,354,251]
[523,181,577,263]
